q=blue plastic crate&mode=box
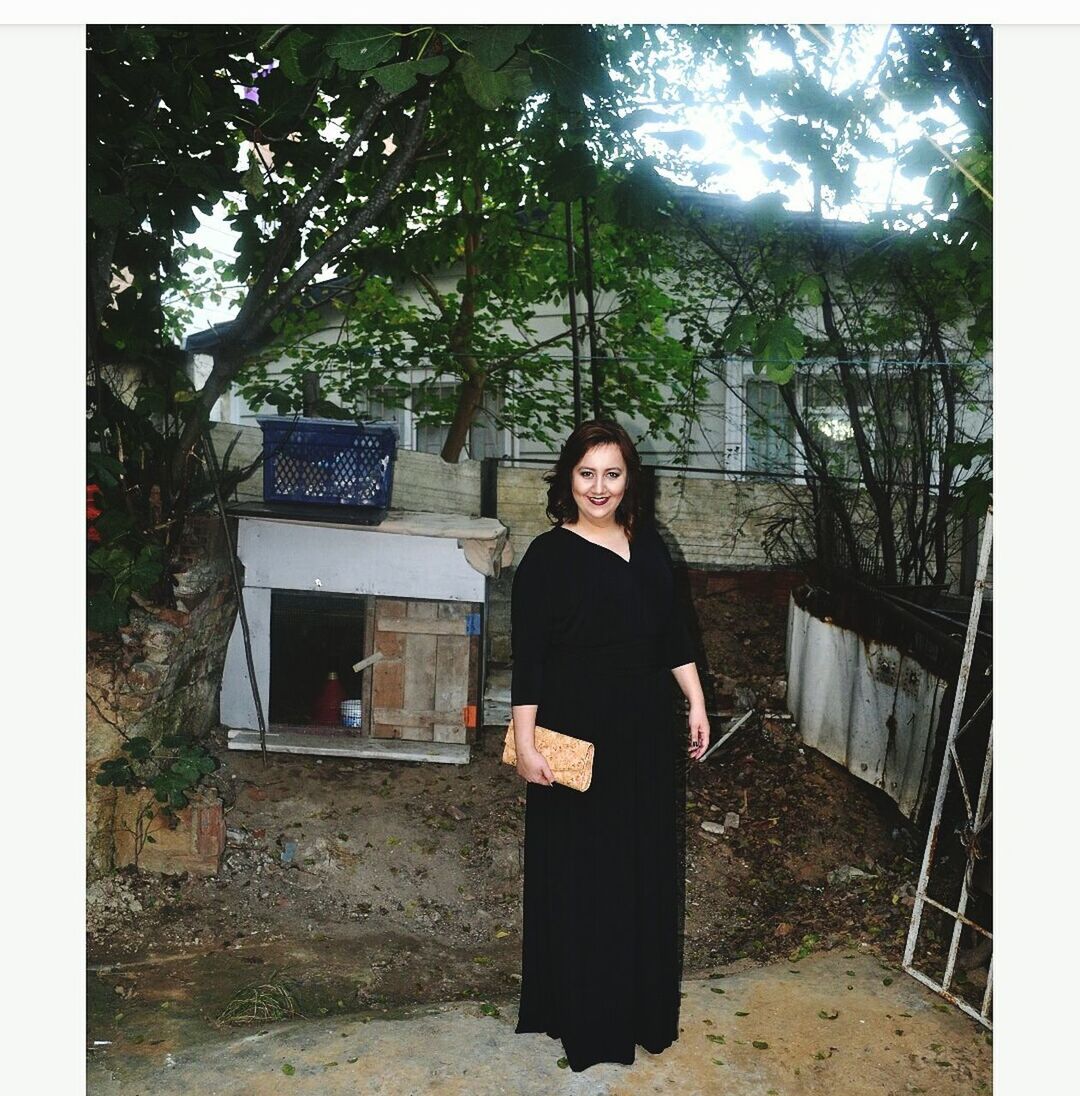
[257,415,398,508]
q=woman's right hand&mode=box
[517,747,556,786]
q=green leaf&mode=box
[458,53,530,109]
[797,275,825,306]
[282,1062,296,1076]
[544,145,599,203]
[170,759,202,784]
[89,194,133,228]
[370,56,448,95]
[277,29,314,83]
[87,593,125,632]
[123,737,153,760]
[326,27,399,72]
[469,26,531,70]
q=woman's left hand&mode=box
[687,703,710,761]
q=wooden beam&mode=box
[225,727,470,764]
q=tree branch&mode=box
[173,92,433,480]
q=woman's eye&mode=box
[607,471,620,479]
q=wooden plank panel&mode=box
[433,724,468,744]
[378,597,408,620]
[372,722,400,740]
[467,634,479,706]
[409,599,437,620]
[372,708,438,728]
[403,633,437,715]
[372,658,404,711]
[376,629,406,659]
[362,599,375,734]
[376,617,468,636]
[435,634,469,715]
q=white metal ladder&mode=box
[902,507,993,1029]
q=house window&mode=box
[744,377,796,475]
[803,375,873,482]
[357,389,407,441]
[412,381,502,459]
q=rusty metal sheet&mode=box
[786,599,947,819]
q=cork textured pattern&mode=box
[503,720,595,792]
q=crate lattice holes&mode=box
[258,416,398,508]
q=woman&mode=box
[510,419,709,1072]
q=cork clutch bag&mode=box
[503,719,595,792]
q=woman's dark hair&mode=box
[543,419,644,540]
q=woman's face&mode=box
[570,442,628,523]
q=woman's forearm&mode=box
[512,704,540,754]
[671,663,706,710]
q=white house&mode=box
[184,191,991,486]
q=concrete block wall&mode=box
[486,465,797,662]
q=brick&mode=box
[113,789,225,877]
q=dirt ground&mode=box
[87,580,990,1078]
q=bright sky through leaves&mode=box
[178,23,966,341]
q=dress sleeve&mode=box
[510,539,551,706]
[655,528,696,670]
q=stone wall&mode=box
[85,516,237,880]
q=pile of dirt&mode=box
[690,576,791,711]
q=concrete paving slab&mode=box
[87,949,991,1094]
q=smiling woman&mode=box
[509,419,710,1072]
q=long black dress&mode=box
[510,520,695,1072]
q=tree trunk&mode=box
[441,372,485,463]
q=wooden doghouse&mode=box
[220,507,511,764]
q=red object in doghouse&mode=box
[312,671,346,725]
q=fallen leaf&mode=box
[818,1009,839,1020]
[753,1040,769,1049]
[282,1062,295,1076]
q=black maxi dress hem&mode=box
[512,1021,677,1073]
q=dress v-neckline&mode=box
[557,523,632,564]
